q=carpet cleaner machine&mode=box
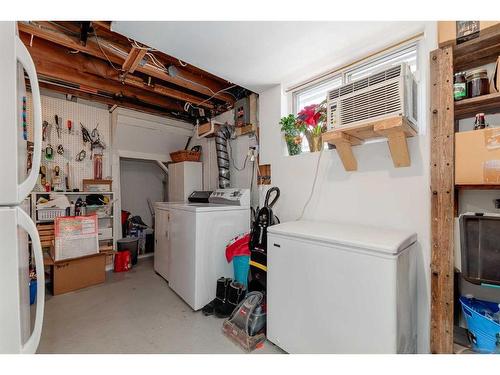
[222,187,280,351]
[222,291,267,351]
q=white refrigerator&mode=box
[0,21,44,354]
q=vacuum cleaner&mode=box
[248,187,280,292]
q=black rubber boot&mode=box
[202,277,232,316]
[214,281,246,318]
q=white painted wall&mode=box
[120,158,166,227]
[113,108,193,162]
[111,108,195,242]
[200,109,260,206]
[258,22,437,353]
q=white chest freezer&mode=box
[267,220,417,354]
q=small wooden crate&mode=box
[169,150,201,163]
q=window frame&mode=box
[291,40,419,115]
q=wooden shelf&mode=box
[455,184,500,190]
[323,116,417,171]
[454,24,500,71]
[235,124,256,137]
[454,92,500,120]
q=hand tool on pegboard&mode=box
[42,120,50,141]
[54,115,61,139]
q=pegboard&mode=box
[26,93,111,192]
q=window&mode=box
[345,43,417,82]
[290,41,419,153]
[294,75,343,115]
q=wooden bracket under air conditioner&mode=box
[322,116,417,171]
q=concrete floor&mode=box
[37,257,283,354]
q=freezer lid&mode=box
[267,220,417,255]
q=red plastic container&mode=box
[114,250,131,272]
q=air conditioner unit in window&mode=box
[326,63,418,132]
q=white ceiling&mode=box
[112,21,426,93]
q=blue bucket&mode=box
[460,296,500,353]
[29,280,37,305]
[233,255,250,289]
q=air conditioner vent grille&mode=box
[339,81,401,125]
[328,64,402,101]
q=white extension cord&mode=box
[297,146,325,221]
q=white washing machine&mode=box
[156,189,251,311]
[267,220,417,354]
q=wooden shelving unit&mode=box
[453,26,500,71]
[430,23,500,354]
[323,116,417,171]
[454,92,500,120]
[455,184,500,190]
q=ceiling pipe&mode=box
[156,160,169,175]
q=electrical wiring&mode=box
[144,52,238,106]
[227,141,249,172]
[250,158,256,198]
[178,59,188,67]
[128,38,157,51]
[196,84,238,105]
[93,29,124,72]
[297,147,325,220]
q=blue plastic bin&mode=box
[29,280,37,305]
[460,296,500,353]
[233,255,250,289]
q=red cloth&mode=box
[225,233,251,262]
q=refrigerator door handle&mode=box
[17,208,44,354]
[16,36,42,201]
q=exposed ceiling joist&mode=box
[38,81,181,118]
[19,32,215,110]
[18,22,236,104]
[26,44,185,112]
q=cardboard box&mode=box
[438,21,500,46]
[456,128,500,185]
[52,253,106,295]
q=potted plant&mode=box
[297,100,327,152]
[279,114,303,156]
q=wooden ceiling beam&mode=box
[91,21,111,30]
[18,21,235,104]
[38,81,185,118]
[90,21,232,87]
[31,55,185,112]
[19,32,215,110]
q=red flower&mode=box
[297,104,321,127]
